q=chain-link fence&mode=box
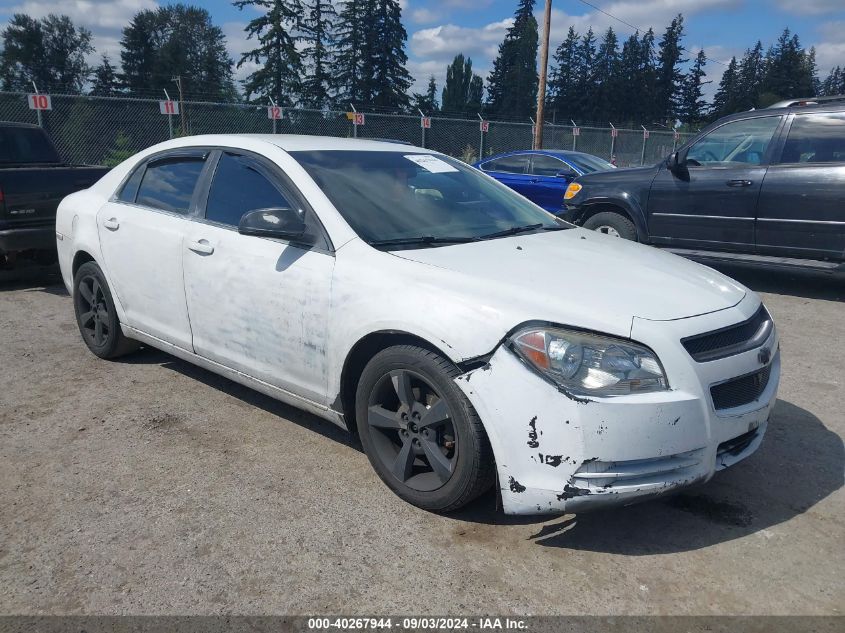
[0,91,695,167]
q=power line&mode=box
[574,0,731,67]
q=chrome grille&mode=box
[682,305,772,362]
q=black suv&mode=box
[562,99,845,272]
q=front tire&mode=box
[73,261,139,359]
[355,345,495,512]
[583,211,637,240]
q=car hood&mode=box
[390,228,747,337]
[575,163,660,185]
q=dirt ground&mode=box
[0,263,843,616]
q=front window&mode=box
[529,154,567,176]
[291,150,566,247]
[686,116,781,167]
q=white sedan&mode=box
[56,135,780,515]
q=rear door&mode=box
[755,111,845,259]
[96,151,207,350]
[647,115,783,251]
[182,150,334,404]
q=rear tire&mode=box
[355,345,495,512]
[583,211,637,241]
[73,261,139,359]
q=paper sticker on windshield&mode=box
[404,154,459,173]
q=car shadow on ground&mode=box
[701,262,845,302]
[453,398,843,553]
[121,346,361,451]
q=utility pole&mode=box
[533,0,552,149]
[173,75,186,136]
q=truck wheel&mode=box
[583,211,637,241]
[355,345,495,512]
[73,261,139,359]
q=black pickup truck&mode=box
[563,99,845,273]
[0,122,109,267]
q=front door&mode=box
[648,115,783,251]
[182,151,334,404]
[527,154,573,213]
[756,111,845,259]
[96,153,208,350]
[479,154,534,199]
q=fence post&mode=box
[478,114,484,159]
[350,104,357,138]
[31,81,43,128]
[418,108,426,148]
[163,89,173,139]
[571,120,577,151]
[609,122,616,162]
[640,125,648,166]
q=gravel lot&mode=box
[1,263,843,616]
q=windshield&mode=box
[291,150,567,247]
[567,153,615,173]
[0,126,62,164]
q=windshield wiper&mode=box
[475,224,566,240]
[368,236,477,247]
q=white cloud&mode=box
[411,8,439,24]
[813,40,845,75]
[1,0,157,30]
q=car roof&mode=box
[154,134,433,153]
[480,149,593,161]
[717,101,845,123]
[0,121,42,129]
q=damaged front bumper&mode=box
[454,302,780,515]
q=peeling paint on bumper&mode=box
[455,298,780,515]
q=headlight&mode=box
[510,327,668,396]
[564,183,582,200]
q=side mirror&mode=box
[238,208,315,245]
[555,169,577,179]
[667,151,687,173]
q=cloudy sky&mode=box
[1,0,843,103]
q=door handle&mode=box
[187,239,214,255]
[103,217,119,230]
[727,179,753,187]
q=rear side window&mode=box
[0,126,61,164]
[136,157,206,214]
[780,112,845,164]
[205,153,292,227]
[116,165,144,203]
[481,155,530,174]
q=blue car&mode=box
[473,150,615,213]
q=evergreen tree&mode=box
[820,66,845,96]
[760,28,816,103]
[90,55,120,96]
[121,4,236,100]
[548,26,579,119]
[334,0,367,106]
[0,13,93,93]
[365,0,413,110]
[571,28,597,121]
[300,0,336,108]
[411,75,438,112]
[678,49,708,126]
[654,14,686,123]
[441,54,482,113]
[486,0,538,119]
[711,56,739,118]
[735,41,765,110]
[593,27,620,122]
[233,0,303,104]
